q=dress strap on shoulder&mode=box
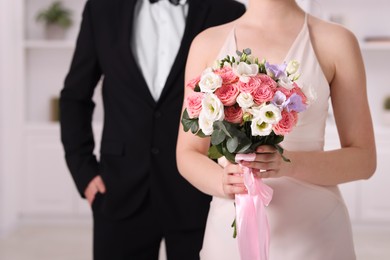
[216,26,238,59]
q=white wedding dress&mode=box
[200,15,356,260]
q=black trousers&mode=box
[92,193,205,260]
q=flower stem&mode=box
[231,218,237,238]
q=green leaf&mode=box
[36,1,73,28]
[273,135,284,144]
[196,129,208,138]
[243,48,252,55]
[231,218,237,238]
[213,121,232,138]
[275,143,291,162]
[222,146,236,163]
[211,128,226,146]
[181,109,199,134]
[236,142,252,154]
[226,136,239,153]
[223,122,252,153]
[208,145,223,160]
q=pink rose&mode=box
[215,66,239,84]
[186,76,201,90]
[224,105,243,124]
[238,76,262,93]
[273,111,298,135]
[185,92,204,118]
[214,83,240,106]
[258,74,277,90]
[252,84,275,105]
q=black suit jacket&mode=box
[60,0,245,229]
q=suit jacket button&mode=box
[151,147,160,154]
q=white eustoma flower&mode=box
[201,93,224,121]
[198,112,214,135]
[236,92,254,109]
[199,69,222,93]
[286,60,300,75]
[277,74,294,90]
[258,103,282,124]
[233,62,259,83]
[251,117,273,136]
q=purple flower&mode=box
[286,93,306,112]
[272,90,287,109]
[265,62,287,79]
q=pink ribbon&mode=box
[235,153,273,260]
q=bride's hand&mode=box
[240,145,284,179]
[220,159,247,199]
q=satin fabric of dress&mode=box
[200,15,356,260]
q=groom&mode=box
[59,0,245,259]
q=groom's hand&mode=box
[84,175,106,206]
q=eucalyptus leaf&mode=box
[222,146,236,163]
[236,142,252,154]
[243,48,251,55]
[181,110,199,133]
[196,129,208,138]
[214,121,232,138]
[211,128,226,145]
[226,136,239,153]
[208,145,223,160]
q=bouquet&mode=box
[182,48,307,163]
[181,49,309,260]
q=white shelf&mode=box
[24,40,75,49]
[326,122,390,136]
[360,41,390,51]
[25,122,103,131]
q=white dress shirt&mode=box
[131,0,188,101]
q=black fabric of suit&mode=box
[60,0,245,258]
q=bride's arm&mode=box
[290,24,376,185]
[176,32,246,198]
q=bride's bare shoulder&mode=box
[189,22,236,65]
[310,15,359,44]
[308,15,361,81]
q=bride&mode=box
[176,0,376,259]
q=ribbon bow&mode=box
[235,153,273,260]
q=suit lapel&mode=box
[158,0,210,103]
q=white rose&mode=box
[233,62,259,83]
[201,93,225,121]
[251,117,273,136]
[286,60,300,75]
[199,70,222,93]
[236,92,254,109]
[198,112,214,135]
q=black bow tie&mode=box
[149,0,186,6]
